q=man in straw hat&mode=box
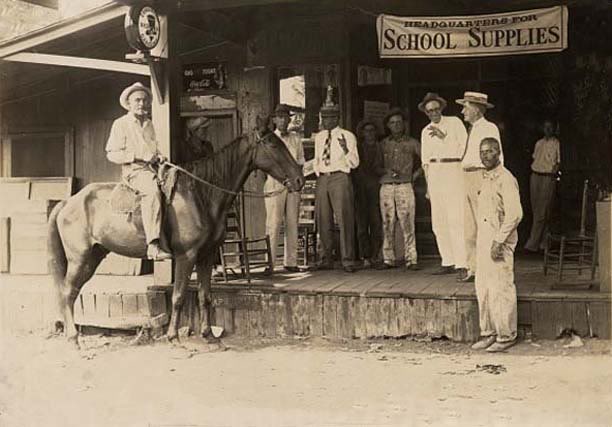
[378,108,422,271]
[419,92,469,279]
[184,116,214,160]
[264,104,305,274]
[472,137,522,352]
[456,91,503,282]
[105,82,172,261]
[313,91,359,273]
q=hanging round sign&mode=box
[125,5,161,52]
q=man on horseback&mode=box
[105,82,172,261]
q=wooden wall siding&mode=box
[2,72,141,188]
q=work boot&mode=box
[470,336,496,350]
[147,242,172,261]
[457,269,474,282]
[486,340,517,353]
[432,265,455,275]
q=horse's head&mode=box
[253,115,304,192]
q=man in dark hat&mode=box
[456,91,503,283]
[353,119,384,268]
[184,116,214,160]
[106,82,171,261]
[419,92,469,279]
[313,98,359,273]
[378,108,422,271]
[264,104,305,274]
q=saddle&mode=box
[109,165,179,215]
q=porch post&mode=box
[151,3,181,286]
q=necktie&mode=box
[323,130,332,166]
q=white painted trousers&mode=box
[475,223,518,343]
[428,163,466,268]
[464,170,485,274]
[380,183,417,265]
[264,187,300,268]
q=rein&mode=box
[164,132,290,199]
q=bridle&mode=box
[163,130,292,198]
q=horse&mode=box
[47,116,304,347]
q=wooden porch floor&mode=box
[211,257,607,303]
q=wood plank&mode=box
[588,302,611,339]
[336,296,354,339]
[5,53,150,76]
[322,295,338,337]
[517,300,532,326]
[122,294,138,317]
[440,299,457,339]
[532,301,557,339]
[569,302,589,337]
[351,297,367,339]
[395,298,414,337]
[454,300,479,342]
[416,277,458,299]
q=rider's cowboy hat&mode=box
[418,92,448,113]
[120,82,152,110]
[273,103,293,117]
[455,91,494,109]
[186,116,212,132]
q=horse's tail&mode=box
[47,201,68,287]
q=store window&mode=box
[277,64,341,142]
[1,127,74,177]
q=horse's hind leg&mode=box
[59,246,108,347]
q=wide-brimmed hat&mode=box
[383,107,406,127]
[273,103,293,117]
[455,91,494,109]
[186,116,212,132]
[418,92,448,113]
[119,82,152,110]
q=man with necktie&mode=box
[313,96,359,273]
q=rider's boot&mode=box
[147,240,172,261]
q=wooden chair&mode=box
[543,179,598,288]
[218,193,273,283]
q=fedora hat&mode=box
[383,107,406,127]
[273,103,293,117]
[119,82,152,110]
[186,116,212,132]
[455,91,494,109]
[418,92,448,112]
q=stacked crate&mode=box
[8,199,59,274]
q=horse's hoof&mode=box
[67,336,81,350]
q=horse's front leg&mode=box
[167,255,196,341]
[195,254,215,339]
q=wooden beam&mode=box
[179,0,301,12]
[17,0,58,9]
[0,3,127,58]
[3,52,150,76]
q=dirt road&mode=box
[1,333,610,427]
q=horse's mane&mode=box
[177,134,250,203]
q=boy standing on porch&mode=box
[524,119,560,252]
[105,82,172,261]
[264,104,305,274]
[472,137,523,352]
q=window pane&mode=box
[11,135,65,177]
